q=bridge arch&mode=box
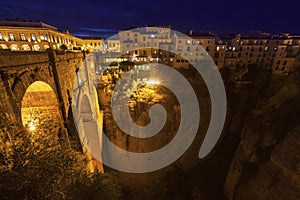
[21,81,62,132]
[79,94,103,171]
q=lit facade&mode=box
[1,20,299,75]
[0,20,103,52]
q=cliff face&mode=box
[101,66,300,199]
[225,70,300,200]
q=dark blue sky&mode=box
[0,0,299,37]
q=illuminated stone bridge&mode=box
[0,50,103,170]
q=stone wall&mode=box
[0,50,84,145]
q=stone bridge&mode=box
[0,50,103,171]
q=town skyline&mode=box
[0,0,299,36]
[1,18,299,40]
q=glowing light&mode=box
[28,121,36,131]
[146,79,160,85]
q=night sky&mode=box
[0,0,299,38]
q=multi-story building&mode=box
[118,26,172,61]
[216,32,300,75]
[1,20,299,75]
[0,20,103,52]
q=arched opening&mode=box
[10,44,19,51]
[0,44,8,49]
[80,95,103,172]
[32,45,41,51]
[21,81,62,132]
[21,44,31,51]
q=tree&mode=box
[0,120,122,200]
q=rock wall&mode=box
[225,70,300,200]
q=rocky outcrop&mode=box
[225,71,300,200]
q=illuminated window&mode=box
[41,34,47,41]
[9,33,15,41]
[0,33,2,40]
[31,34,36,41]
[20,33,26,41]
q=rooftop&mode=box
[0,20,58,30]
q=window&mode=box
[20,33,26,41]
[9,33,15,41]
[0,33,2,40]
[41,34,47,41]
[31,33,36,41]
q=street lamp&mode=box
[146,79,160,85]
